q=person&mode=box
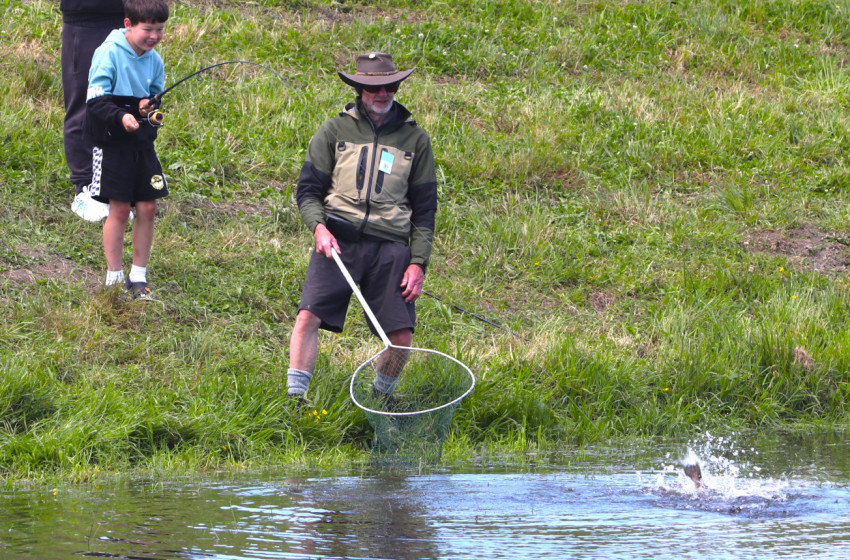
[84,0,169,298]
[61,0,125,221]
[286,52,438,402]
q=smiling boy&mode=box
[84,0,169,299]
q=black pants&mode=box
[61,17,123,192]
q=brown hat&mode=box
[338,52,416,88]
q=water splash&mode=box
[646,433,798,517]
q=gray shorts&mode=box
[298,237,415,335]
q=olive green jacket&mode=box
[295,99,438,270]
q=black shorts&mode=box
[299,237,415,335]
[90,145,169,203]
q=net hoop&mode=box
[350,344,475,417]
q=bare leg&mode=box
[103,200,132,272]
[378,328,413,377]
[289,309,323,373]
[286,309,323,397]
[131,200,157,267]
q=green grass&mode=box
[1,0,849,481]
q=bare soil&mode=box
[1,246,98,288]
[744,224,850,274]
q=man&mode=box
[61,0,125,221]
[287,52,438,403]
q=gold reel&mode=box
[148,110,165,127]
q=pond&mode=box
[1,431,848,559]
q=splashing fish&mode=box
[683,462,703,489]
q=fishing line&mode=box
[142,60,286,126]
[422,290,530,342]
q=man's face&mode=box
[124,18,165,56]
[360,84,398,119]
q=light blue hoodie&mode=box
[87,28,165,101]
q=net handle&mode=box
[331,248,391,347]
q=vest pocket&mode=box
[375,148,388,194]
[356,145,368,200]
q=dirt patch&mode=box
[744,224,850,274]
[1,246,98,288]
[590,291,615,314]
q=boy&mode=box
[84,0,169,299]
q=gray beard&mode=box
[367,100,394,126]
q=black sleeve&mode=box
[85,95,158,147]
[86,94,127,128]
[408,180,437,231]
[295,161,332,208]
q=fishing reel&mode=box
[146,110,165,127]
[141,94,165,127]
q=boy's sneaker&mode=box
[123,277,153,300]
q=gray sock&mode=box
[373,371,399,395]
[286,368,312,396]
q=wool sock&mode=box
[105,269,124,287]
[128,264,147,283]
[286,368,312,396]
[373,371,399,395]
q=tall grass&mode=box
[1,0,849,480]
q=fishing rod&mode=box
[422,290,531,342]
[141,60,285,127]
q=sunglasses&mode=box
[362,82,400,94]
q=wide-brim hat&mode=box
[338,52,416,88]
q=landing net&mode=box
[350,345,474,464]
[331,249,475,464]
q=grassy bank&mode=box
[1,0,849,481]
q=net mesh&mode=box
[350,345,474,464]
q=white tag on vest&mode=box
[378,151,395,174]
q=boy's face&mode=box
[123,18,165,56]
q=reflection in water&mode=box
[0,433,848,559]
[213,476,440,560]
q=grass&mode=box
[1,0,849,481]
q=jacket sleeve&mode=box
[407,135,438,270]
[86,94,127,127]
[295,123,335,232]
[86,46,127,126]
[295,162,331,233]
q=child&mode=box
[84,0,169,299]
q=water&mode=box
[1,432,848,559]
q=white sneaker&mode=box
[71,190,110,222]
[71,188,134,222]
